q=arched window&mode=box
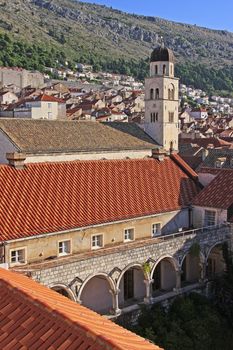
[150,88,154,100]
[155,65,158,75]
[170,141,174,151]
[168,84,175,100]
[155,88,159,99]
[163,64,166,75]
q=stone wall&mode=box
[21,224,231,314]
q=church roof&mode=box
[150,46,175,63]
[0,268,162,350]
[0,119,158,154]
[0,156,199,241]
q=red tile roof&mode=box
[0,157,200,241]
[0,268,162,350]
[179,137,231,149]
[33,94,65,103]
[192,169,233,209]
[170,153,198,180]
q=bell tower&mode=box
[144,45,179,152]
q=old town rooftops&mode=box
[0,156,200,241]
[0,119,158,154]
[0,268,162,350]
[192,169,233,209]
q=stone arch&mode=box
[150,255,179,278]
[116,262,146,307]
[78,272,116,314]
[206,241,226,261]
[168,83,175,100]
[180,250,205,285]
[50,283,76,301]
[179,250,205,268]
[150,255,179,294]
[206,242,226,278]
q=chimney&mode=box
[6,152,26,169]
[152,148,167,161]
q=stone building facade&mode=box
[0,67,44,89]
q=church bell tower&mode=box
[144,45,179,152]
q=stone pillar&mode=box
[199,261,207,282]
[110,289,121,316]
[144,279,153,304]
[174,269,181,292]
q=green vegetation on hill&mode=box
[0,0,233,93]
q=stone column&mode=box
[144,279,154,304]
[110,289,121,316]
[174,269,182,292]
[199,261,207,282]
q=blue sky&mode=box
[80,0,233,32]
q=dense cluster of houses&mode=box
[0,47,233,349]
[0,81,145,122]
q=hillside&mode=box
[0,0,233,93]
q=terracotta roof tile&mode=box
[0,268,162,350]
[0,157,200,241]
[0,119,158,153]
[192,169,233,209]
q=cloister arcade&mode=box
[49,242,226,316]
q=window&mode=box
[155,65,158,75]
[91,234,104,249]
[169,112,174,123]
[48,112,52,119]
[168,85,175,100]
[156,112,158,121]
[48,103,52,109]
[155,88,159,99]
[58,240,71,256]
[150,88,154,100]
[152,223,161,237]
[124,228,134,241]
[204,210,216,227]
[151,112,156,123]
[10,248,26,265]
[163,64,166,75]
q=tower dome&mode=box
[150,46,175,63]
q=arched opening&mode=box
[168,84,175,100]
[155,88,159,99]
[118,265,146,307]
[206,244,225,279]
[170,141,174,151]
[163,64,166,75]
[155,65,158,75]
[51,284,76,301]
[150,88,154,100]
[79,274,114,314]
[181,252,201,286]
[152,257,177,296]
